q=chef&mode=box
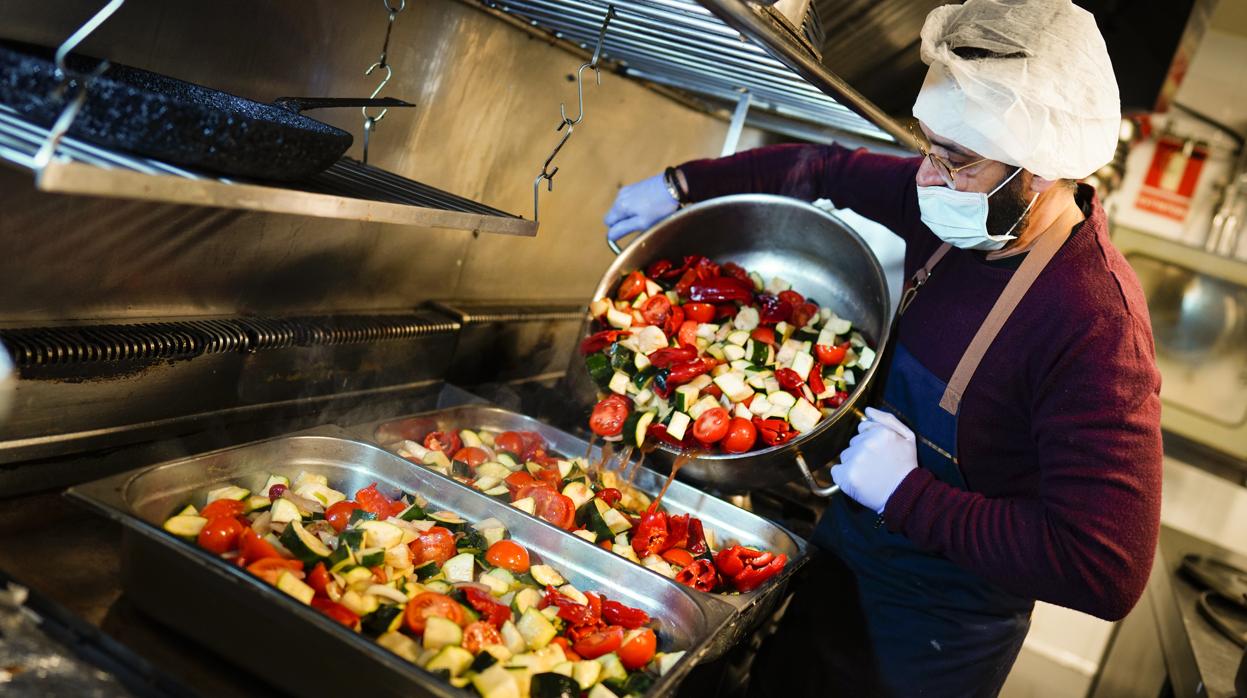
[602,0,1163,695]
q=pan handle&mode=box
[272,97,416,113]
[794,452,840,498]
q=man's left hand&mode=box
[830,407,919,515]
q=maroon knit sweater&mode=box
[680,144,1163,621]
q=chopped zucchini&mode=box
[360,604,404,637]
[429,510,468,528]
[427,645,474,677]
[585,353,614,389]
[516,608,558,650]
[205,485,249,503]
[573,660,603,689]
[595,653,628,682]
[620,411,655,449]
[496,453,520,470]
[242,495,272,514]
[423,616,464,651]
[340,588,380,616]
[472,663,521,698]
[656,650,686,676]
[607,371,631,396]
[358,520,403,549]
[441,552,476,583]
[355,547,385,568]
[378,631,422,663]
[292,471,328,489]
[529,564,565,587]
[280,520,331,563]
[460,429,484,448]
[687,395,721,420]
[561,482,595,509]
[608,344,636,375]
[261,474,290,496]
[476,462,513,481]
[162,515,207,538]
[791,351,815,382]
[713,372,753,403]
[501,619,528,655]
[530,672,580,698]
[572,529,597,544]
[666,411,691,441]
[788,398,822,433]
[512,497,536,515]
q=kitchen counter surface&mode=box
[1154,525,1247,698]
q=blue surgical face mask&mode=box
[917,166,1038,251]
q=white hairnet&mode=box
[912,0,1120,181]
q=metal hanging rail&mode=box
[474,0,911,147]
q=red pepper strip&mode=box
[675,559,720,592]
[632,510,670,557]
[685,518,710,557]
[463,587,513,628]
[714,545,789,593]
[648,346,698,368]
[646,259,674,279]
[808,367,826,397]
[580,330,630,355]
[693,257,721,281]
[753,417,797,447]
[825,390,849,408]
[596,488,622,506]
[540,585,600,626]
[665,514,690,551]
[721,261,750,282]
[663,357,713,387]
[688,277,754,304]
[585,591,604,619]
[775,368,803,391]
[601,599,651,629]
[756,294,793,325]
[648,423,690,448]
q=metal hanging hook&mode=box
[34,0,126,172]
[532,5,615,222]
[361,0,405,164]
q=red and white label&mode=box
[1135,137,1208,222]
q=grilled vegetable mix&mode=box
[583,256,876,453]
[163,473,686,698]
[388,427,787,594]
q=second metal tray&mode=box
[68,427,720,697]
[351,404,812,657]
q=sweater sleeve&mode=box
[882,311,1163,621]
[678,144,924,242]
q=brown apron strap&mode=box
[898,243,953,316]
[937,221,1077,414]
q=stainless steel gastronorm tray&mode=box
[67,427,719,698]
[349,405,812,658]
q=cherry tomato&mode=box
[618,271,648,301]
[641,295,672,327]
[492,431,523,457]
[677,320,700,348]
[404,592,465,635]
[197,516,244,555]
[815,341,850,365]
[663,304,685,338]
[778,290,805,307]
[199,498,245,521]
[589,395,631,437]
[792,301,819,328]
[661,548,695,568]
[534,465,563,491]
[452,446,489,468]
[618,627,658,670]
[461,621,503,654]
[504,471,539,498]
[721,417,757,454]
[596,488,622,507]
[354,483,399,519]
[484,540,531,573]
[246,557,304,585]
[692,407,730,443]
[423,431,462,455]
[530,488,577,530]
[826,390,850,408]
[748,329,778,346]
[573,625,624,660]
[775,368,804,390]
[312,598,360,629]
[683,302,716,323]
[239,527,281,562]
[307,562,332,596]
[324,501,362,532]
[409,526,457,566]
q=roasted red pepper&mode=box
[661,357,713,388]
[808,367,826,397]
[755,294,793,325]
[721,261,750,282]
[596,488,622,506]
[463,586,513,628]
[792,301,819,328]
[647,346,698,368]
[824,390,850,408]
[601,599,650,629]
[663,304,685,337]
[775,368,804,391]
[685,517,710,556]
[648,423,690,448]
[422,431,462,455]
[754,417,798,446]
[632,510,670,557]
[665,514,690,551]
[675,559,720,592]
[714,545,788,593]
[580,329,630,355]
[688,277,754,304]
[646,259,675,279]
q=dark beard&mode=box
[985,168,1032,239]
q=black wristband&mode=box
[663,166,687,205]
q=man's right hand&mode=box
[603,173,679,242]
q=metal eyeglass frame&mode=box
[909,124,988,188]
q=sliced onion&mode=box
[367,584,410,604]
[281,490,323,514]
[452,581,492,594]
[250,510,273,536]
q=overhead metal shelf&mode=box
[473,0,911,147]
[0,104,536,236]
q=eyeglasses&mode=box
[909,124,987,188]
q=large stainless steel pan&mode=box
[350,403,811,658]
[67,428,720,697]
[568,194,892,496]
